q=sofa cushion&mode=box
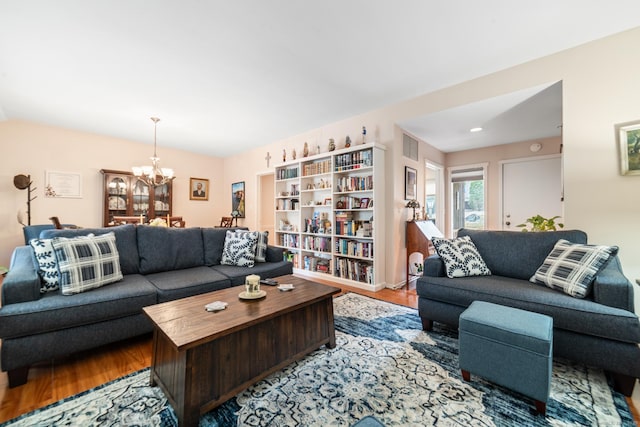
[41,225,140,275]
[213,260,294,286]
[457,229,588,280]
[137,226,204,274]
[0,274,157,339]
[416,274,640,344]
[431,236,491,278]
[51,232,123,295]
[145,266,231,303]
[221,230,258,267]
[530,239,618,298]
[29,238,59,293]
[202,227,248,266]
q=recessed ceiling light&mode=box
[470,127,483,133]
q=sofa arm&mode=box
[592,256,635,312]
[265,245,285,263]
[2,246,41,305]
[424,255,446,277]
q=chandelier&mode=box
[132,117,175,186]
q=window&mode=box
[424,162,444,229]
[449,165,487,233]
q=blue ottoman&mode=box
[459,301,553,415]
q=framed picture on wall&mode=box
[616,120,640,176]
[231,181,245,217]
[190,177,209,200]
[405,166,417,200]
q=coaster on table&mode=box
[205,301,228,312]
[278,284,294,292]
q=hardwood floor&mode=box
[0,278,637,424]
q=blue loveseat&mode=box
[0,225,292,387]
[416,228,640,395]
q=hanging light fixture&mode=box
[132,117,175,186]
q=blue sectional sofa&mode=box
[0,225,292,387]
[416,228,640,395]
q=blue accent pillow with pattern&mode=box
[29,238,60,293]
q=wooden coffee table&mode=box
[143,274,340,426]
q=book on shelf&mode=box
[334,149,373,172]
[277,167,299,180]
[336,175,373,192]
[303,255,332,273]
[302,159,331,176]
[334,257,374,284]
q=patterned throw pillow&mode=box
[221,230,259,267]
[255,231,269,262]
[431,236,492,278]
[530,239,618,298]
[29,238,60,293]
[231,230,269,262]
[51,232,123,295]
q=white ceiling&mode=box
[0,1,639,157]
[399,81,563,152]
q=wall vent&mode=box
[403,134,418,161]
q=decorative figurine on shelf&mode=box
[362,126,367,144]
[282,148,286,162]
[345,135,351,148]
[328,138,336,151]
[303,142,309,157]
[292,148,296,160]
[317,144,321,155]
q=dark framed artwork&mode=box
[190,177,209,200]
[231,181,245,217]
[405,166,417,200]
[616,120,640,176]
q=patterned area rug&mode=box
[5,293,634,426]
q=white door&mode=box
[502,156,563,230]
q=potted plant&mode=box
[516,215,564,232]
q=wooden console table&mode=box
[406,220,443,286]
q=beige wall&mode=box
[225,27,640,295]
[2,27,638,303]
[0,120,225,267]
[445,136,562,231]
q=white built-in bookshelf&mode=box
[274,142,386,291]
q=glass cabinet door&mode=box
[132,179,150,219]
[107,176,128,220]
[153,183,171,218]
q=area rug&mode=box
[4,293,634,426]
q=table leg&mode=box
[326,298,336,349]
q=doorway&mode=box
[449,164,487,235]
[258,173,275,238]
[424,161,444,229]
[501,155,563,230]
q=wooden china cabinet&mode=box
[100,169,172,226]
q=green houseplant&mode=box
[516,215,564,232]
